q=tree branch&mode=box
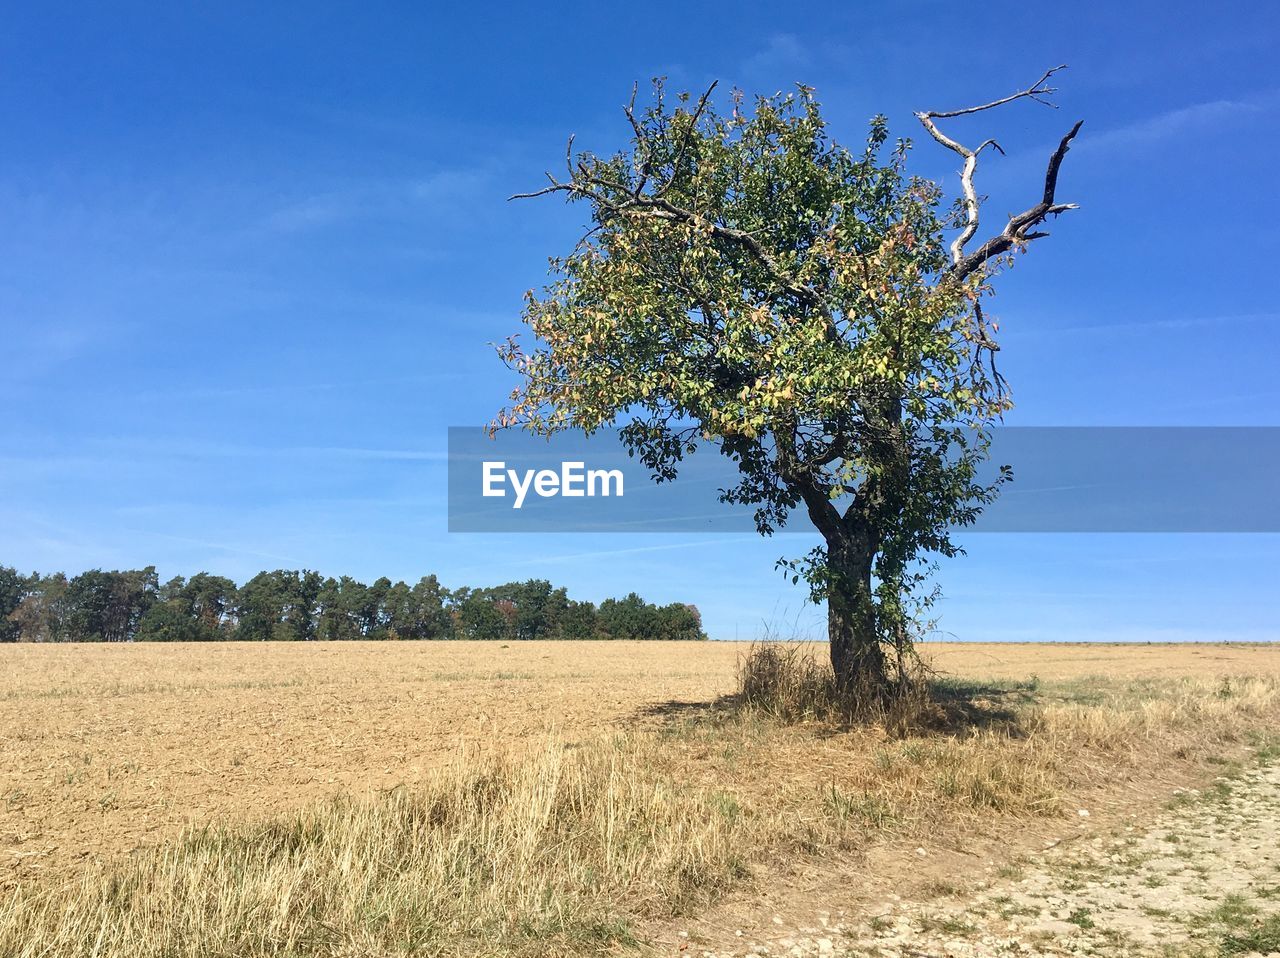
[950,120,1083,280]
[654,81,718,197]
[920,64,1066,121]
[915,65,1081,275]
[510,80,836,319]
[775,419,842,540]
[512,158,828,313]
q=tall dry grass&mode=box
[0,738,747,958]
[722,645,1280,826]
[3,647,1278,957]
[735,641,935,732]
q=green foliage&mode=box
[598,592,659,640]
[316,576,370,641]
[501,88,996,446]
[134,601,207,642]
[0,566,30,643]
[656,602,706,642]
[62,568,158,643]
[452,586,509,640]
[558,599,601,640]
[402,575,454,640]
[1220,914,1280,955]
[236,570,322,642]
[596,593,703,641]
[6,572,71,642]
[3,566,705,642]
[453,580,704,642]
[137,573,239,642]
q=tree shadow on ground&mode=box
[925,676,1041,737]
[632,676,1044,740]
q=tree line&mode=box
[0,566,706,643]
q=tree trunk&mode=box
[825,533,888,696]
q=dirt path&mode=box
[685,756,1280,957]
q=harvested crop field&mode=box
[3,640,1277,889]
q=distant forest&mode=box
[0,566,706,643]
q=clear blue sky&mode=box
[2,1,1277,642]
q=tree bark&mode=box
[824,530,888,695]
[777,421,893,699]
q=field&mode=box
[3,640,1279,956]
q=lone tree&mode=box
[497,68,1081,699]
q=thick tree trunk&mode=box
[825,534,888,696]
[778,417,897,701]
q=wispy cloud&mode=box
[0,317,139,385]
[118,440,450,462]
[260,192,355,233]
[261,169,491,234]
[121,528,304,565]
[130,372,465,402]
[953,624,1280,644]
[0,442,449,479]
[0,510,139,572]
[992,89,1280,186]
[1080,89,1280,155]
[1025,311,1280,337]
[488,537,741,568]
[742,34,809,78]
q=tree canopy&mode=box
[500,72,1080,696]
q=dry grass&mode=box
[734,641,934,731]
[3,644,1278,957]
[687,648,1280,832]
[736,641,845,722]
[1,737,748,958]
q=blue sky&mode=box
[2,1,1277,642]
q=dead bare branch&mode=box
[921,64,1067,120]
[950,120,1083,280]
[915,65,1081,278]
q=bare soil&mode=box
[670,755,1280,957]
